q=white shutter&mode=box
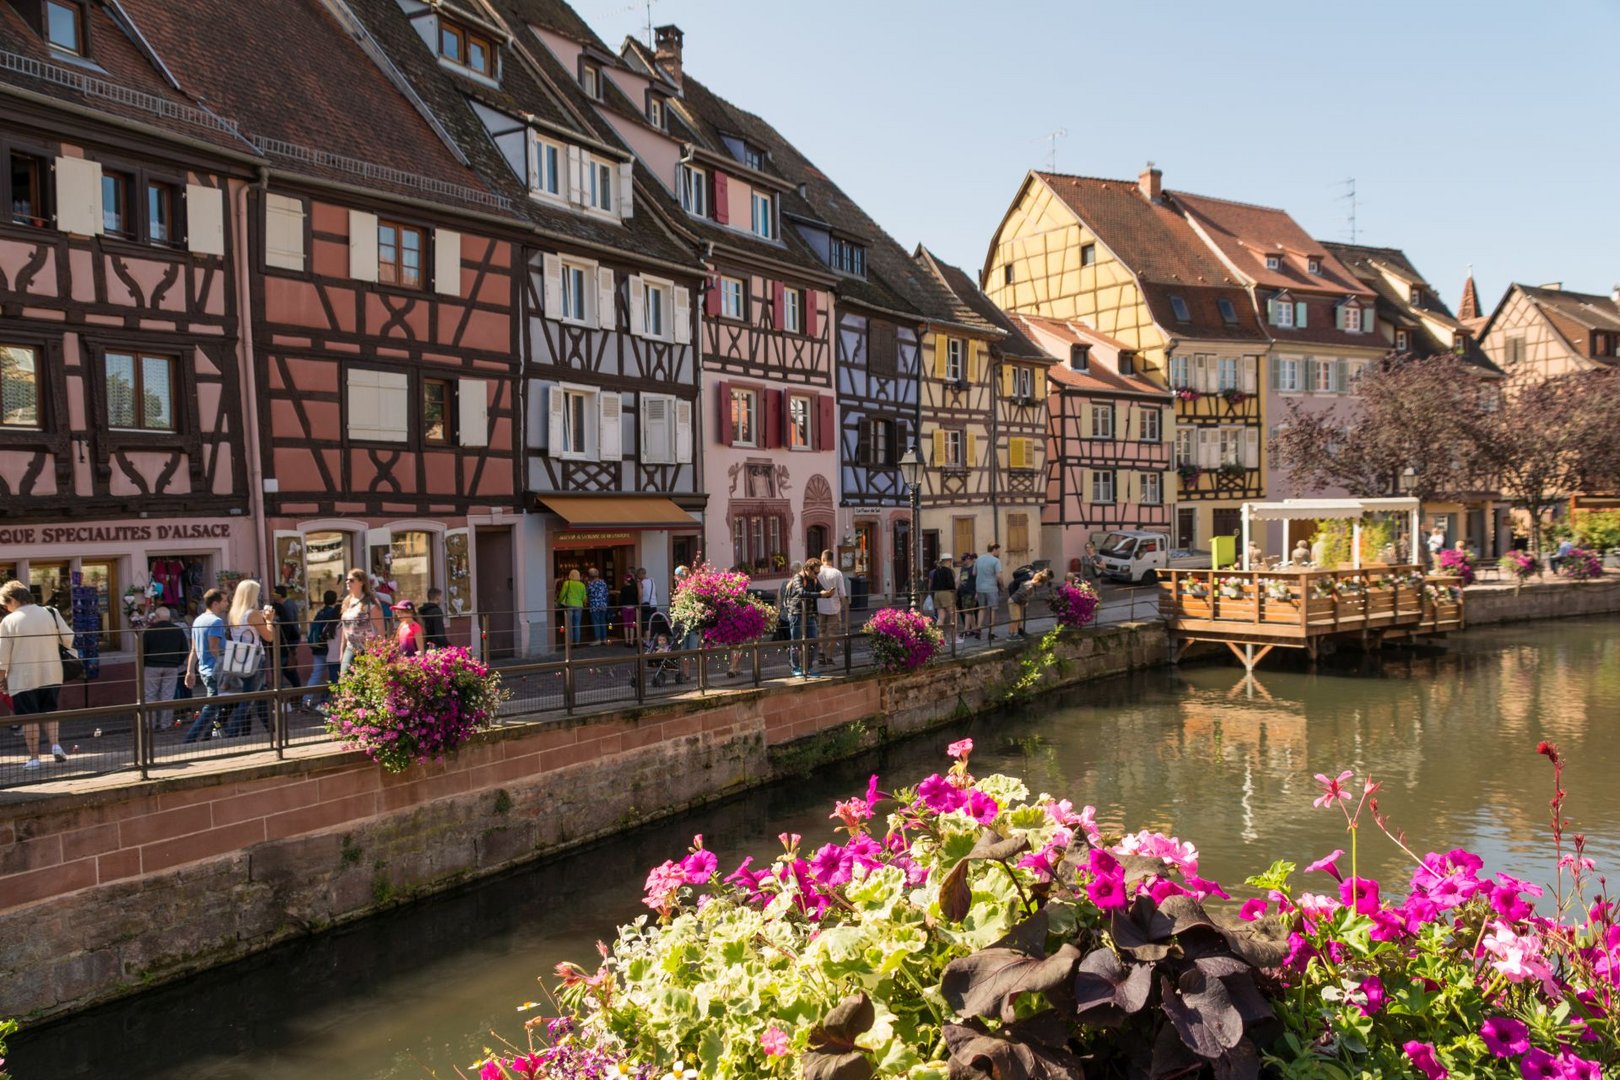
[674,399,693,464]
[566,146,582,204]
[348,209,379,282]
[1241,358,1258,394]
[1244,427,1260,468]
[1362,306,1375,333]
[597,391,622,462]
[542,253,562,320]
[1295,301,1308,328]
[265,194,306,270]
[185,184,225,256]
[434,228,461,296]
[673,286,692,344]
[627,274,645,337]
[53,155,103,235]
[641,394,671,464]
[1196,355,1213,393]
[347,369,379,441]
[1265,298,1278,325]
[457,378,488,447]
[547,382,565,454]
[618,159,634,220]
[377,370,408,441]
[596,266,616,330]
[1198,428,1219,468]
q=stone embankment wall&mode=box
[1464,579,1620,626]
[0,622,1166,1022]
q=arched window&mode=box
[390,530,432,603]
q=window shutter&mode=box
[1192,354,1207,392]
[764,388,784,449]
[598,391,622,462]
[704,274,722,318]
[608,270,628,332]
[1335,359,1349,393]
[641,394,671,464]
[1295,301,1308,328]
[965,430,978,469]
[805,289,819,337]
[431,229,461,296]
[1265,298,1278,326]
[816,394,835,452]
[674,399,693,463]
[930,427,945,466]
[1034,367,1046,401]
[542,253,563,319]
[1198,428,1218,468]
[884,420,900,465]
[1013,437,1029,470]
[347,369,379,441]
[265,194,306,270]
[1241,358,1258,394]
[458,378,488,447]
[672,286,692,344]
[547,382,564,452]
[1081,468,1093,504]
[933,335,948,381]
[1362,306,1375,333]
[566,146,582,204]
[1269,356,1281,391]
[711,171,729,225]
[617,160,634,220]
[1081,401,1094,439]
[377,370,409,441]
[715,380,732,446]
[771,280,785,328]
[1122,403,1136,440]
[1244,427,1260,468]
[855,419,872,464]
[1304,357,1319,392]
[348,210,379,282]
[1000,363,1013,397]
[185,184,225,256]
[1121,471,1133,504]
[53,155,103,235]
[627,276,645,337]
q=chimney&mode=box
[1611,284,1619,306]
[1138,161,1162,202]
[654,24,683,91]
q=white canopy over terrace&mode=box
[1240,497,1421,571]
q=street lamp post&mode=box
[899,446,924,611]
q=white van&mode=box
[1094,531,1204,583]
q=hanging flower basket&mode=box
[325,645,507,773]
[1050,581,1099,629]
[862,608,943,672]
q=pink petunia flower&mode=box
[479,1059,505,1080]
[1402,1040,1447,1080]
[1478,1016,1530,1058]
[1355,975,1385,1016]
[1239,897,1268,921]
[965,789,1001,825]
[1518,1048,1560,1080]
[1339,876,1381,916]
[1305,849,1346,882]
[1086,871,1127,910]
[916,773,967,815]
[1557,1050,1602,1080]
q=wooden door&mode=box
[475,528,516,659]
[1177,508,1196,550]
[1212,508,1241,542]
[952,517,975,557]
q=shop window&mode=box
[105,351,175,431]
[390,531,433,605]
[1,344,41,429]
[305,531,350,607]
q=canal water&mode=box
[17,617,1620,1079]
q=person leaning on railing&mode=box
[0,578,75,769]
[141,606,191,732]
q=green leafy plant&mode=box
[1572,510,1620,552]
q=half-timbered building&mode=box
[340,0,708,653]
[1476,282,1620,385]
[982,167,1268,552]
[1009,316,1174,567]
[0,1,255,689]
[116,0,526,650]
[916,250,1054,571]
[610,23,840,588]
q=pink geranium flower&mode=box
[1313,770,1355,809]
[947,738,974,760]
[760,1024,790,1058]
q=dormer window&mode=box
[1265,254,1281,271]
[1118,351,1136,376]
[582,64,601,100]
[1410,286,1425,307]
[531,136,561,198]
[1394,329,1411,350]
[1217,297,1238,325]
[1068,344,1089,371]
[1169,294,1190,322]
[750,190,773,239]
[678,163,706,216]
[1307,257,1321,275]
[1341,303,1362,333]
[46,1,84,55]
[830,236,866,277]
[648,96,664,129]
[742,145,765,171]
[1080,243,1096,266]
[439,18,495,77]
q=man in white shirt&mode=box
[0,580,75,768]
[815,549,849,666]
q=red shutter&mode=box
[816,394,836,452]
[711,172,729,225]
[805,288,819,337]
[765,388,784,449]
[715,379,732,446]
[704,272,721,317]
[771,280,785,329]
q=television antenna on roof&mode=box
[1037,128,1067,172]
[1337,177,1359,243]
[616,0,658,47]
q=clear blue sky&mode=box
[574,0,1620,312]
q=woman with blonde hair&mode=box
[338,568,385,675]
[557,568,586,646]
[222,579,275,737]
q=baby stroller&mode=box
[639,611,683,688]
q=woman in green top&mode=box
[558,569,587,645]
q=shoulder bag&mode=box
[51,608,85,683]
[221,622,264,678]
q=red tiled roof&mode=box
[1008,314,1171,398]
[1170,190,1373,300]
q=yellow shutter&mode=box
[931,427,946,466]
[1081,400,1094,439]
[973,342,987,383]
[1001,364,1014,397]
[1081,468,1093,502]
[1034,368,1047,401]
[966,430,978,468]
[933,335,948,380]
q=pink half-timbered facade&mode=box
[1010,315,1174,568]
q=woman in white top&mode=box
[222,579,276,737]
[338,568,385,676]
[0,579,77,768]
